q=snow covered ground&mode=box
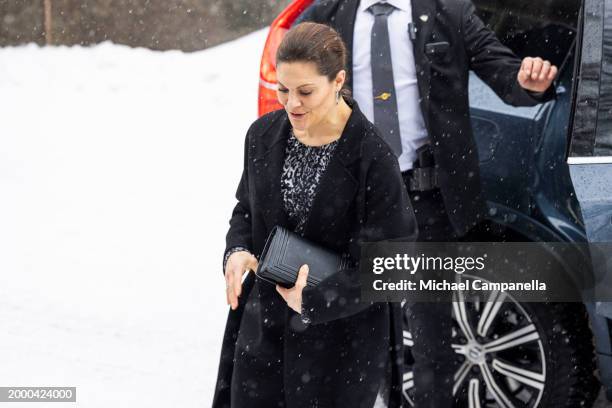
[0,29,267,407]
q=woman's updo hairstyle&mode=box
[276,22,351,99]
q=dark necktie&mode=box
[369,2,402,157]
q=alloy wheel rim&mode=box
[402,275,547,407]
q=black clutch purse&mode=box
[256,226,350,288]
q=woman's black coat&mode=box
[212,101,418,408]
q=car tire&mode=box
[402,298,600,407]
[531,302,600,407]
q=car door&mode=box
[567,0,612,400]
[470,0,580,220]
[568,0,612,243]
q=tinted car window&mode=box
[473,0,580,68]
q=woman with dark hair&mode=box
[212,22,417,408]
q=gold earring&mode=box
[336,90,340,104]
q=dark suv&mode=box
[257,0,612,406]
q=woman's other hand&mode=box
[225,251,258,310]
[276,264,309,314]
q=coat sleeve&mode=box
[223,128,254,272]
[300,138,417,325]
[461,0,555,106]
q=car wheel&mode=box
[402,275,600,407]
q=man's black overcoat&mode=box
[212,100,417,408]
[302,0,555,235]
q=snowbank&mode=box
[0,29,267,407]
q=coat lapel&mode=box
[253,113,291,233]
[411,0,437,127]
[412,0,437,58]
[301,102,361,240]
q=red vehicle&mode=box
[257,0,314,116]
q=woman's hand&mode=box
[225,251,258,310]
[276,264,309,314]
[517,56,558,93]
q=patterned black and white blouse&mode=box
[223,129,339,269]
[281,129,339,234]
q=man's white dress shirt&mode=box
[352,0,429,171]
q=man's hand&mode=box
[276,264,309,314]
[225,251,258,310]
[517,57,558,93]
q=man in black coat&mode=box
[300,0,557,406]
[301,0,557,236]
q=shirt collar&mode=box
[359,0,410,13]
